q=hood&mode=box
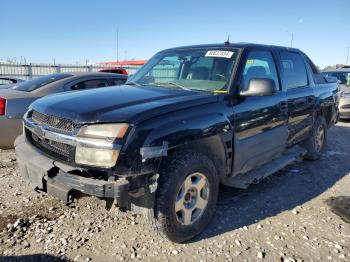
[31,85,218,124]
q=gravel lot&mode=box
[0,122,350,262]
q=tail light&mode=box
[0,97,6,116]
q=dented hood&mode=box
[31,85,218,124]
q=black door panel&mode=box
[279,51,315,145]
[232,49,288,176]
[233,93,288,175]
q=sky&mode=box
[1,0,349,68]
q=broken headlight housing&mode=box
[78,123,129,139]
[75,123,129,168]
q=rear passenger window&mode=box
[242,50,279,90]
[280,52,308,89]
[0,79,14,85]
[71,79,109,90]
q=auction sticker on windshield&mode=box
[205,50,234,58]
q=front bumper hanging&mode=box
[15,135,129,204]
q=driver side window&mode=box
[242,50,279,91]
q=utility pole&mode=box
[346,46,349,65]
[117,28,119,64]
[290,33,294,47]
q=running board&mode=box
[225,146,307,189]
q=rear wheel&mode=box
[151,151,219,243]
[303,116,327,160]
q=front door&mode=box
[233,49,288,176]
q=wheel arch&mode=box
[165,134,233,180]
[317,104,334,127]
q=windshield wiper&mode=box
[155,82,191,91]
[125,81,142,86]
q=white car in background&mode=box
[323,68,350,120]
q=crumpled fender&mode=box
[139,112,232,161]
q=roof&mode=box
[161,42,302,52]
[97,43,301,66]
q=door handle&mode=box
[307,96,315,104]
[279,101,288,111]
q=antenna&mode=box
[224,34,230,45]
[117,28,119,64]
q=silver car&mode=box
[0,72,127,149]
[0,77,25,89]
[323,68,350,119]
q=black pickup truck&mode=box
[15,43,339,242]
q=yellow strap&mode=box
[213,90,229,94]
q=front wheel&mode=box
[151,151,219,243]
[303,116,327,160]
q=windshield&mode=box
[127,48,239,92]
[12,73,72,92]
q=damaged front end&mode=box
[15,135,159,211]
[15,110,162,211]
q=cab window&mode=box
[280,52,308,89]
[71,79,109,90]
[0,79,15,85]
[242,50,280,90]
[110,78,127,86]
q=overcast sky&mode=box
[1,0,349,67]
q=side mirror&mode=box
[240,78,276,97]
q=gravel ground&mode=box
[0,122,350,262]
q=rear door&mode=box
[233,49,288,175]
[279,51,315,145]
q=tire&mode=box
[150,150,219,243]
[303,116,327,160]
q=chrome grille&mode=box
[30,131,75,162]
[32,110,79,133]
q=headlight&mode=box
[75,146,119,168]
[341,91,350,98]
[75,123,129,168]
[78,123,129,139]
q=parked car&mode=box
[0,72,127,149]
[15,43,338,242]
[323,68,350,119]
[0,77,24,85]
[0,77,24,89]
[99,67,128,75]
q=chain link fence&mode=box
[0,62,142,80]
